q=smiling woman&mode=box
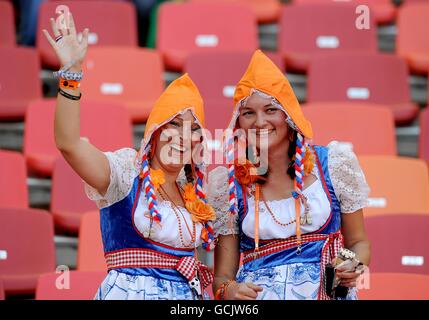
[42,8,216,300]
[209,50,371,301]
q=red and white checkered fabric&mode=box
[242,231,344,300]
[105,248,213,288]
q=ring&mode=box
[55,35,63,42]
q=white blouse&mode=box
[83,148,203,248]
[207,141,370,238]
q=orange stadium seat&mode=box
[293,0,397,25]
[157,2,258,71]
[36,271,106,300]
[77,211,106,271]
[37,0,138,68]
[51,157,98,234]
[0,47,42,120]
[0,150,29,209]
[191,0,282,23]
[397,3,429,74]
[359,156,429,216]
[24,99,133,177]
[420,108,429,164]
[185,51,284,104]
[82,47,164,122]
[365,214,429,275]
[302,103,397,155]
[0,208,56,296]
[307,53,418,125]
[278,3,377,72]
[358,273,429,300]
[0,1,15,46]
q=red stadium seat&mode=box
[51,157,98,234]
[358,273,429,300]
[36,271,106,300]
[191,0,282,23]
[157,2,258,71]
[185,51,284,104]
[83,47,164,122]
[293,0,397,25]
[365,214,429,275]
[307,53,418,125]
[37,0,138,68]
[302,103,397,155]
[278,3,377,72]
[358,156,429,216]
[0,208,56,296]
[77,211,106,271]
[397,3,429,74]
[0,47,42,120]
[0,150,29,209]
[0,1,15,46]
[24,99,133,177]
[0,279,4,300]
[419,108,429,164]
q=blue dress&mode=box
[209,142,370,300]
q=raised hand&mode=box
[42,12,89,70]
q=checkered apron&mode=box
[242,230,343,300]
[104,248,213,288]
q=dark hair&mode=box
[184,164,194,184]
[248,130,297,185]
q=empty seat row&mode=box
[2,1,428,74]
[1,46,426,124]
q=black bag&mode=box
[325,264,349,299]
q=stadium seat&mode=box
[83,47,164,122]
[358,156,429,216]
[0,47,42,120]
[0,150,29,209]
[185,51,284,104]
[191,0,281,23]
[24,99,133,177]
[307,53,418,125]
[157,2,258,71]
[0,279,4,300]
[293,0,397,25]
[278,3,377,72]
[77,211,106,271]
[0,208,56,296]
[365,214,429,275]
[397,3,429,74]
[36,271,106,300]
[0,1,15,46]
[358,273,429,300]
[37,0,138,68]
[419,108,429,164]
[51,158,98,234]
[302,103,397,155]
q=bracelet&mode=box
[54,69,84,81]
[59,79,80,90]
[58,88,82,101]
[215,280,235,300]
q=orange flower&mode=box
[183,183,197,202]
[186,200,216,223]
[303,149,315,176]
[150,168,165,190]
[234,159,259,185]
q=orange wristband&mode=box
[59,79,80,90]
[215,280,235,300]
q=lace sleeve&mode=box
[327,141,370,214]
[83,148,140,209]
[207,166,239,236]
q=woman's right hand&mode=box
[226,282,263,300]
[42,12,89,70]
